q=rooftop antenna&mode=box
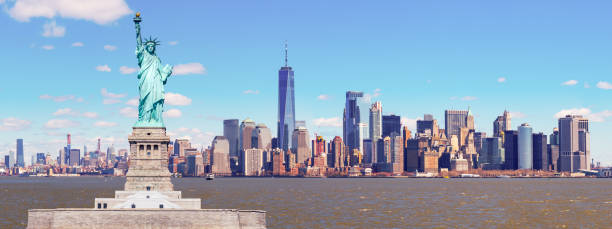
[284,40,288,67]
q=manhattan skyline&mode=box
[1,1,611,165]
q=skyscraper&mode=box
[444,110,469,138]
[558,115,589,172]
[16,139,24,167]
[211,136,231,176]
[532,133,548,170]
[504,130,518,170]
[240,118,257,151]
[329,136,344,168]
[517,123,533,170]
[4,155,9,168]
[223,119,240,157]
[493,110,511,137]
[69,149,81,166]
[382,115,401,137]
[344,91,363,151]
[481,137,504,169]
[277,43,295,152]
[292,126,310,165]
[416,114,438,137]
[368,102,382,163]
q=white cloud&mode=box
[93,121,117,127]
[313,117,342,127]
[82,112,98,118]
[96,65,111,72]
[104,45,117,51]
[461,96,478,101]
[71,42,83,47]
[41,45,54,50]
[119,107,137,118]
[44,119,79,129]
[509,111,526,119]
[401,117,419,132]
[7,0,132,25]
[39,94,81,102]
[42,20,65,37]
[119,66,138,74]
[317,94,330,100]
[101,88,126,98]
[553,108,612,122]
[243,90,260,95]
[584,82,591,88]
[53,108,77,116]
[173,63,206,75]
[125,97,138,106]
[596,81,612,90]
[169,127,215,148]
[362,89,382,103]
[103,99,121,105]
[0,117,31,131]
[562,80,578,86]
[165,92,192,106]
[169,41,178,45]
[163,109,182,118]
[497,77,506,83]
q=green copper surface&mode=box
[132,13,173,127]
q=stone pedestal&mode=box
[27,127,267,228]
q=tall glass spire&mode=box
[278,41,295,151]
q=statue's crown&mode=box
[144,36,161,46]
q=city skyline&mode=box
[1,1,612,165]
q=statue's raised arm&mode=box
[134,12,142,47]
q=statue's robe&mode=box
[135,45,172,126]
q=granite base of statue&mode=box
[26,13,266,229]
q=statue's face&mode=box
[146,44,156,53]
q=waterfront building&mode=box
[369,102,382,162]
[243,148,264,176]
[493,110,511,137]
[404,139,419,172]
[343,91,363,152]
[548,144,560,171]
[278,46,296,152]
[210,136,231,176]
[391,134,404,174]
[382,115,401,137]
[416,114,438,137]
[362,139,373,164]
[518,123,533,170]
[451,154,469,172]
[185,154,204,177]
[480,137,504,170]
[272,149,285,175]
[4,155,9,168]
[504,130,518,170]
[9,151,15,168]
[16,138,24,167]
[292,126,310,165]
[421,150,439,174]
[549,128,559,145]
[533,133,548,170]
[223,119,240,158]
[358,122,368,154]
[174,139,191,157]
[253,123,272,165]
[444,110,469,139]
[558,115,590,172]
[474,132,486,155]
[377,136,392,164]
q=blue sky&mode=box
[1,1,611,165]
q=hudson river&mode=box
[1,177,611,228]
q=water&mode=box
[1,177,611,228]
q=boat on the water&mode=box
[497,175,511,178]
[206,173,215,180]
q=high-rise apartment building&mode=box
[243,148,264,176]
[493,110,511,137]
[329,136,344,168]
[16,138,24,167]
[223,119,240,157]
[278,44,296,152]
[344,91,363,152]
[558,115,589,172]
[517,123,533,170]
[382,115,401,137]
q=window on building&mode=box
[103,203,107,209]
[146,186,151,191]
[159,204,164,209]
[154,145,159,150]
[131,204,136,208]
[97,203,101,209]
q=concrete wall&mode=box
[28,208,266,229]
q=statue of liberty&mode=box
[133,12,173,127]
